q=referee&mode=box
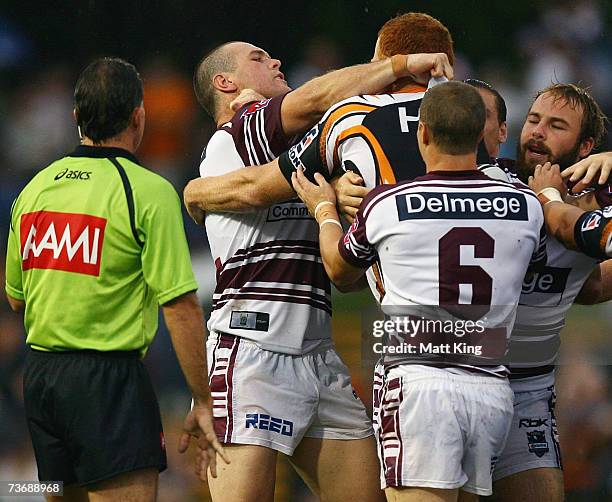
[5,58,227,501]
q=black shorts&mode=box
[23,349,167,486]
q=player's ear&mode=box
[419,122,430,145]
[499,121,508,144]
[213,73,238,94]
[476,130,484,147]
[578,137,595,160]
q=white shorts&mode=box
[493,375,562,481]
[373,364,513,496]
[207,333,373,456]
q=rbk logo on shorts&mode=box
[20,211,107,276]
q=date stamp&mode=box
[0,481,63,497]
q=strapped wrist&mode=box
[536,187,564,205]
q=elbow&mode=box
[6,296,24,312]
[183,180,203,210]
[575,286,602,305]
[327,268,353,290]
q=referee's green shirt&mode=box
[5,146,198,355]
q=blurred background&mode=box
[0,0,611,500]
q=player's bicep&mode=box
[280,91,319,137]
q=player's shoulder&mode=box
[358,179,413,218]
[228,93,286,126]
[320,94,386,123]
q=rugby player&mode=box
[187,39,452,502]
[465,79,508,160]
[487,84,610,502]
[291,80,547,501]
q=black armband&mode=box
[574,209,612,259]
[277,123,330,184]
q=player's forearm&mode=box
[162,292,211,403]
[568,191,600,211]
[599,261,612,302]
[576,261,612,304]
[288,57,409,128]
[184,161,294,215]
[316,206,364,287]
[334,274,369,293]
[184,170,269,214]
[542,202,582,250]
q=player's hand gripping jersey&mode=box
[200,95,331,354]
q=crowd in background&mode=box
[0,1,611,500]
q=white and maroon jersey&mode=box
[339,170,547,373]
[483,166,603,388]
[509,236,600,387]
[200,95,331,355]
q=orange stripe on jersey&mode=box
[335,125,396,184]
[600,220,612,253]
[371,262,386,301]
[319,103,378,170]
[390,85,427,94]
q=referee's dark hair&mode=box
[74,57,143,143]
[464,78,507,124]
[420,81,485,155]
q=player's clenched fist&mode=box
[331,171,371,224]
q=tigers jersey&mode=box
[200,95,331,355]
[339,170,547,373]
[575,205,612,259]
[278,80,446,302]
[279,79,448,189]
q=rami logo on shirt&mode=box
[20,211,107,276]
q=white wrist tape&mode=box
[314,201,335,220]
[319,219,343,230]
[536,187,564,205]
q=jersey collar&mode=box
[417,169,491,181]
[68,145,141,165]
